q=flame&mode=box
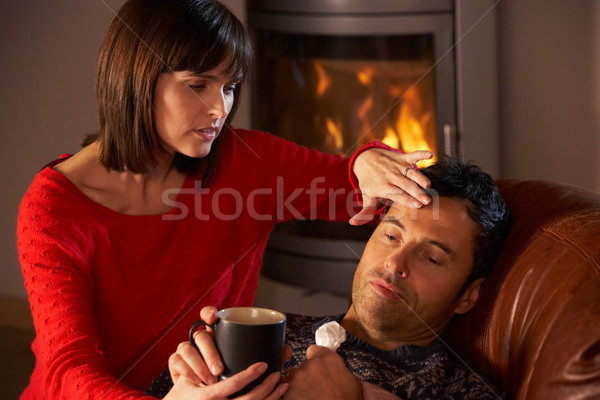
[304,60,436,160]
[393,87,436,167]
[355,68,378,141]
[325,118,343,153]
[318,63,342,152]
[382,127,400,149]
[388,85,404,98]
[314,62,330,98]
[357,95,374,137]
[357,67,374,86]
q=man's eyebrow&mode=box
[382,216,456,258]
[381,217,405,230]
[424,240,454,257]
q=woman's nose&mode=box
[202,89,226,119]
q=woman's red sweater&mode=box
[17,129,382,399]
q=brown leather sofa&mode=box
[446,179,600,399]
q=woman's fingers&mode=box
[389,151,432,193]
[376,151,434,208]
[208,362,274,399]
[191,306,224,377]
[164,364,287,400]
[222,363,268,395]
[405,150,434,170]
[402,164,432,193]
[390,175,431,208]
[200,306,219,324]
[171,340,218,385]
[236,369,287,400]
[352,149,435,217]
[168,351,204,385]
[193,330,224,376]
[258,372,289,400]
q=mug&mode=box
[189,307,286,395]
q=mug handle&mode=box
[189,320,213,353]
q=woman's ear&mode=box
[454,278,484,315]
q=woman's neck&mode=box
[53,142,186,215]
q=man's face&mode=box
[348,197,480,346]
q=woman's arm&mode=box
[18,174,152,399]
[234,129,433,225]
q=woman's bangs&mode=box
[217,39,252,81]
[177,12,252,79]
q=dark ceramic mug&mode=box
[189,307,286,396]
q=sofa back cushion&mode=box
[445,179,600,399]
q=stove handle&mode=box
[443,123,457,157]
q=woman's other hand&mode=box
[350,149,433,225]
[164,362,288,400]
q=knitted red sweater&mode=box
[17,129,378,399]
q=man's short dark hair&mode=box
[420,157,511,290]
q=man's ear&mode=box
[454,278,484,315]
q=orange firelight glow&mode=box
[387,86,436,167]
[353,67,436,167]
[314,62,330,98]
[325,118,344,153]
[275,58,437,164]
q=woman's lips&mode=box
[370,278,404,301]
[194,128,217,141]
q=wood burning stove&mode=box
[246,0,495,300]
[248,0,457,160]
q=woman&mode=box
[17,0,432,398]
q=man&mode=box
[148,157,510,399]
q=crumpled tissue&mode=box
[315,321,347,351]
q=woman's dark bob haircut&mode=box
[88,0,253,182]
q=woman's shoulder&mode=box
[228,127,300,152]
[18,159,94,257]
[21,145,104,217]
[21,162,87,221]
[51,143,101,190]
[227,127,336,166]
[47,143,140,215]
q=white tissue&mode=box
[315,321,347,351]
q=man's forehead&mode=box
[385,200,438,221]
[384,198,478,239]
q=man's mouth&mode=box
[370,278,405,301]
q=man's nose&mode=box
[384,247,409,278]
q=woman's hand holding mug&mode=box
[166,306,290,399]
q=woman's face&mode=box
[154,65,238,159]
